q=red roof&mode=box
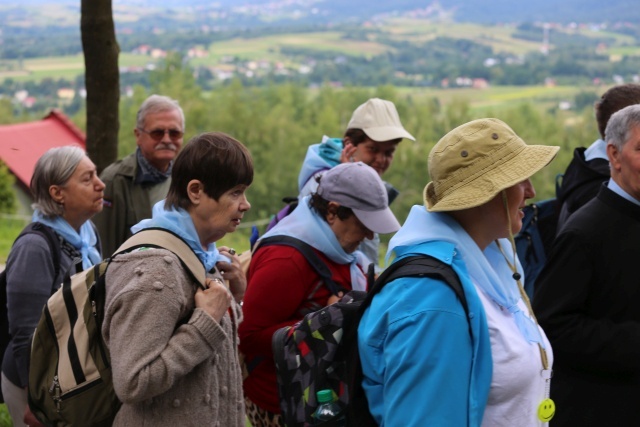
[0,109,86,189]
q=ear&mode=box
[134,127,143,145]
[49,185,64,204]
[186,180,203,205]
[607,143,621,172]
[325,201,340,224]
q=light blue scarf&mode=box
[297,136,343,192]
[131,200,230,272]
[260,195,369,291]
[32,210,102,270]
[388,205,545,347]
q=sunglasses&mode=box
[137,127,184,141]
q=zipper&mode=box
[49,375,61,412]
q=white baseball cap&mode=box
[347,98,415,142]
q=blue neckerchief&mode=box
[584,138,608,162]
[259,195,368,291]
[388,205,545,346]
[32,210,101,270]
[608,178,640,207]
[297,136,343,192]
[131,200,230,272]
[135,148,172,185]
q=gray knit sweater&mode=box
[103,248,245,426]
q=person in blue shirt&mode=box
[358,118,559,426]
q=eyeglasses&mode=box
[137,127,184,141]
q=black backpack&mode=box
[272,254,469,427]
[0,222,61,403]
[514,173,565,300]
[514,198,559,300]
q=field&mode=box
[1,17,637,85]
[0,53,157,83]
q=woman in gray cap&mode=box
[240,162,401,427]
[358,118,559,426]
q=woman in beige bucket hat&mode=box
[358,118,560,426]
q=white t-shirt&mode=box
[475,285,554,427]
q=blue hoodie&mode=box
[297,137,343,195]
[358,205,495,426]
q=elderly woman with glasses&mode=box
[2,146,105,427]
[358,119,560,426]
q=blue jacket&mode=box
[358,207,493,426]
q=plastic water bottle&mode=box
[312,389,346,426]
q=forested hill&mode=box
[7,0,640,25]
[131,0,640,24]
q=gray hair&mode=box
[605,104,640,150]
[136,94,185,130]
[31,146,86,217]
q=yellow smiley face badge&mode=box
[537,398,556,422]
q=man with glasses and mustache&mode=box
[94,94,185,256]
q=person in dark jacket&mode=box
[2,146,104,427]
[93,94,185,256]
[557,83,640,229]
[534,104,640,426]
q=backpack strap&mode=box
[14,223,62,291]
[256,236,346,295]
[347,254,470,427]
[113,228,206,289]
[367,254,469,333]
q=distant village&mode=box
[2,15,640,113]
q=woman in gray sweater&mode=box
[103,132,253,426]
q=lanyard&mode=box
[495,240,549,371]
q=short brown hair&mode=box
[165,132,253,210]
[595,84,640,139]
[343,128,401,146]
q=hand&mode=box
[216,247,247,303]
[24,404,44,427]
[327,291,344,306]
[340,143,358,164]
[195,278,232,322]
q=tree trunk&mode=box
[81,0,120,174]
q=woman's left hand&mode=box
[327,291,344,306]
[216,246,246,303]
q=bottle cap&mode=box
[316,389,334,404]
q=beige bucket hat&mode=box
[424,118,559,212]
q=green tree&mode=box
[0,160,17,214]
[81,0,120,174]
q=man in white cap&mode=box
[292,98,415,270]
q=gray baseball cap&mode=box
[317,162,401,234]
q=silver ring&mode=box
[228,248,236,256]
